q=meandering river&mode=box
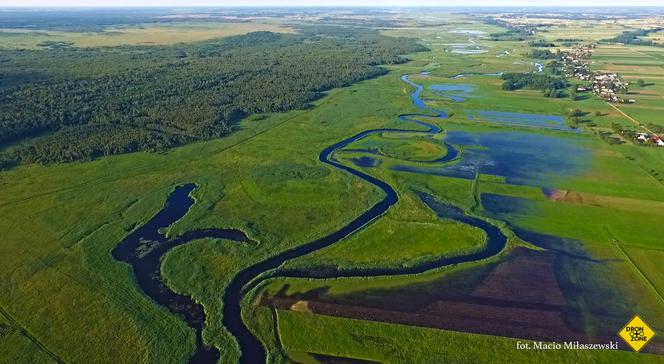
[112,184,251,363]
[113,73,508,363]
[221,74,504,363]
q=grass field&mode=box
[161,238,248,356]
[622,246,664,303]
[277,311,664,364]
[344,133,448,161]
[590,44,664,128]
[281,188,486,271]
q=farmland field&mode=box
[0,22,294,49]
[1,6,664,364]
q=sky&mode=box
[3,0,664,7]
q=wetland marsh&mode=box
[1,6,664,364]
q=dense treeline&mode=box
[0,27,426,164]
[647,123,664,134]
[501,73,567,97]
[545,60,566,76]
[489,29,531,41]
[530,49,557,59]
[604,28,663,46]
[530,40,556,47]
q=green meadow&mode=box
[277,311,664,364]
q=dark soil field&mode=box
[268,247,663,355]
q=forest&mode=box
[489,29,530,41]
[0,27,426,164]
[501,72,567,97]
[530,49,557,59]
[529,40,556,47]
[604,28,663,46]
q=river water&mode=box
[222,74,509,363]
[115,73,512,363]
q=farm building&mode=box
[654,135,664,146]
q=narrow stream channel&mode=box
[111,184,251,363]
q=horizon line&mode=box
[2,5,664,8]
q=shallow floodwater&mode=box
[350,156,381,167]
[393,130,588,186]
[429,84,475,102]
[452,49,488,54]
[420,81,574,132]
[481,193,533,216]
[468,110,575,132]
[425,83,573,132]
[445,42,487,55]
[450,29,486,35]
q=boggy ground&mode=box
[267,246,589,342]
[265,213,660,356]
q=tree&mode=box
[1,28,428,164]
[570,88,578,101]
[611,122,623,133]
[637,79,646,87]
[501,73,567,93]
[569,116,579,128]
[569,108,584,117]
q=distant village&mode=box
[559,46,664,147]
[559,45,635,104]
[488,19,664,148]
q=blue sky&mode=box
[5,0,664,7]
